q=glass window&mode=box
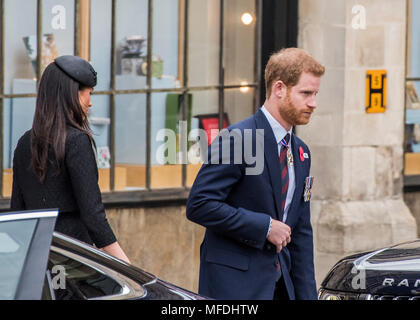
[186,90,219,186]
[404,0,420,179]
[115,94,147,190]
[4,0,37,94]
[90,95,112,192]
[42,271,54,300]
[115,0,149,91]
[47,251,123,300]
[151,92,183,188]
[91,0,113,91]
[188,0,220,87]
[4,0,75,95]
[152,0,180,89]
[408,0,420,78]
[1,0,261,198]
[224,87,255,125]
[0,219,37,300]
[42,0,75,58]
[223,0,256,86]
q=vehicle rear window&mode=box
[46,251,123,300]
[0,220,37,300]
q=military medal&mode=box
[287,148,293,167]
[303,176,314,202]
[280,137,293,167]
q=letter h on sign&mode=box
[365,70,387,114]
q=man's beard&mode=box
[279,90,311,126]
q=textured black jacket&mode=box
[11,126,116,248]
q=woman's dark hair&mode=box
[31,62,94,183]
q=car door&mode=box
[0,209,58,300]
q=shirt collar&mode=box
[261,106,293,146]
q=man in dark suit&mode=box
[186,48,325,300]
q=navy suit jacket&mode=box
[186,108,317,300]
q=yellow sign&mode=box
[365,70,387,113]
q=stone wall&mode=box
[403,191,420,237]
[298,0,417,286]
[106,205,204,293]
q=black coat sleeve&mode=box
[65,132,117,248]
[10,151,25,210]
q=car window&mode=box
[0,220,37,300]
[45,251,123,300]
[41,271,54,300]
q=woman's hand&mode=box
[101,241,131,264]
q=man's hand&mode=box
[267,219,291,253]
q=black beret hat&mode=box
[54,55,97,87]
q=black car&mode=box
[0,209,207,300]
[318,240,420,300]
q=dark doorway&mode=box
[260,0,298,105]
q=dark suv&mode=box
[318,240,420,300]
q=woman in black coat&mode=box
[11,55,130,264]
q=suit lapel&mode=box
[254,109,283,221]
[285,134,305,225]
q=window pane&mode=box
[42,0,75,57]
[224,87,255,125]
[405,1,420,177]
[91,0,112,91]
[188,0,220,87]
[152,0,180,89]
[42,273,54,300]
[223,0,256,86]
[408,0,420,78]
[187,90,219,187]
[404,79,420,175]
[115,94,147,190]
[0,219,37,300]
[90,95,111,192]
[4,97,37,197]
[151,93,182,188]
[4,0,37,94]
[115,0,149,90]
[4,0,75,95]
[48,251,122,300]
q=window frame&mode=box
[0,0,262,208]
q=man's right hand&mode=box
[267,219,291,253]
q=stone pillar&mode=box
[297,0,417,286]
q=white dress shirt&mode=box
[261,106,295,224]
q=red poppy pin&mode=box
[299,147,309,162]
[299,147,305,162]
